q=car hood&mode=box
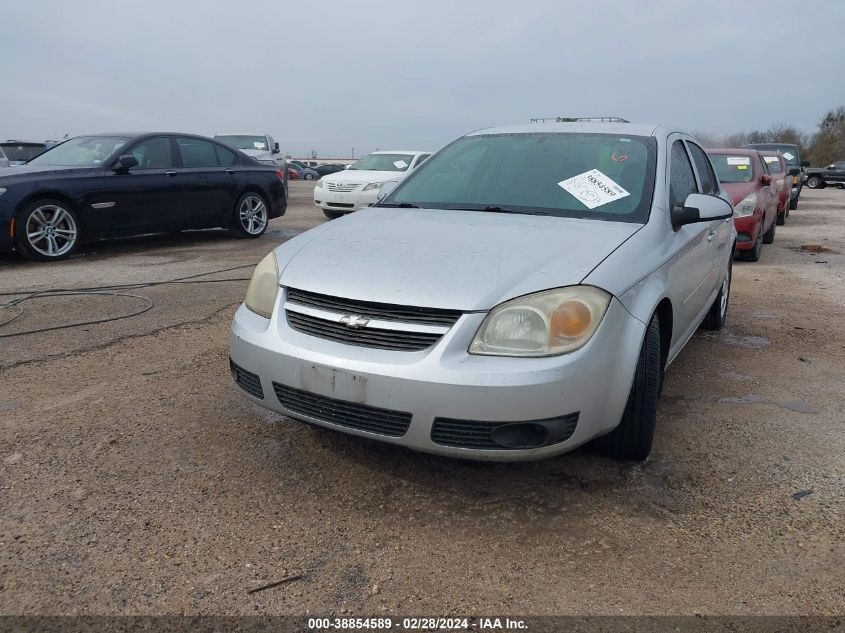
[277,207,640,311]
[721,182,758,204]
[0,164,94,183]
[321,169,408,184]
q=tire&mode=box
[762,216,776,244]
[806,176,822,189]
[322,209,344,220]
[595,315,661,461]
[788,196,798,211]
[14,199,81,261]
[740,224,764,262]
[230,192,269,238]
[701,257,731,331]
[776,211,785,226]
[304,173,315,181]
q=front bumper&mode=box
[228,291,646,461]
[313,185,379,213]
[733,214,760,250]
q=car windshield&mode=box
[215,135,268,151]
[1,143,46,161]
[746,144,799,166]
[708,154,755,183]
[348,153,415,172]
[762,156,783,173]
[26,136,130,167]
[382,132,656,222]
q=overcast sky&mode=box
[3,0,844,158]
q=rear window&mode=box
[0,143,47,162]
[708,154,755,183]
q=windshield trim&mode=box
[379,133,657,224]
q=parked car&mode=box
[230,123,735,462]
[805,161,845,189]
[287,161,320,180]
[214,133,284,167]
[759,151,793,225]
[707,149,778,262]
[313,163,347,177]
[0,133,287,261]
[0,141,48,166]
[742,143,809,210]
[0,146,9,168]
[313,151,431,219]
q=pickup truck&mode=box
[214,133,284,168]
[743,142,811,210]
[805,161,845,189]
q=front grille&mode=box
[273,383,412,437]
[326,182,361,192]
[231,360,264,399]
[431,413,579,450]
[286,311,441,351]
[286,288,462,326]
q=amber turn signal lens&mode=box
[550,300,592,339]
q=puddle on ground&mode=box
[0,400,23,412]
[721,371,752,381]
[721,334,771,349]
[719,394,816,414]
[796,244,839,254]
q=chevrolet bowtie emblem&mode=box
[340,314,370,329]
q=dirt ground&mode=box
[0,182,843,616]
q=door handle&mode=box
[707,228,717,241]
[164,170,177,177]
[225,169,236,175]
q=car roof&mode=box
[706,148,760,156]
[370,150,429,155]
[742,142,798,149]
[468,122,661,137]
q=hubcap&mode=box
[239,196,267,234]
[25,204,77,257]
[720,271,729,318]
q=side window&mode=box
[176,138,219,168]
[214,144,238,167]
[669,140,697,210]
[687,142,718,195]
[129,137,175,169]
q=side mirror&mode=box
[827,165,835,170]
[788,167,800,176]
[801,160,810,167]
[376,181,400,201]
[113,154,138,172]
[272,142,280,154]
[344,165,351,169]
[672,193,733,230]
[761,174,772,185]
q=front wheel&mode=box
[230,192,269,238]
[740,224,764,262]
[763,216,776,244]
[806,176,822,189]
[701,258,731,330]
[15,199,81,261]
[595,315,661,461]
[304,173,315,181]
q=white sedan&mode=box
[314,150,430,219]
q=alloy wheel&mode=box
[239,195,268,235]
[25,204,78,258]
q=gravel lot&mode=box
[1,182,843,615]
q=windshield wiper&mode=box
[377,202,419,208]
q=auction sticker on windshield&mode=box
[782,151,795,161]
[727,157,751,165]
[393,160,408,168]
[558,169,630,210]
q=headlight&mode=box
[318,178,328,188]
[469,286,611,357]
[733,193,757,217]
[362,182,384,191]
[244,252,280,318]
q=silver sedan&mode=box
[229,122,735,461]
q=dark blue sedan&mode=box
[0,132,287,261]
